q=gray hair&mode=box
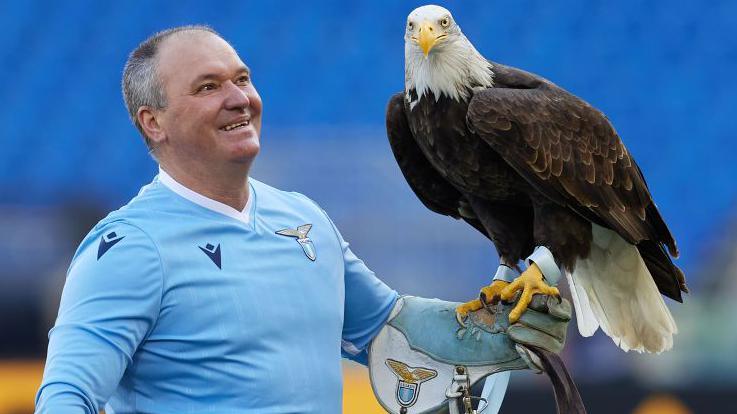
[121,25,219,152]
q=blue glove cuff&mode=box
[525,246,562,286]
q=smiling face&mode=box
[144,31,262,172]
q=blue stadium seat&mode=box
[0,0,734,276]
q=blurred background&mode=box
[1,0,736,412]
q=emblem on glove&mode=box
[276,224,316,261]
[386,359,437,408]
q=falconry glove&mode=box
[368,295,582,414]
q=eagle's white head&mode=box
[404,5,493,104]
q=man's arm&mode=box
[317,210,398,365]
[36,222,163,414]
[340,241,399,364]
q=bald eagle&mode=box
[387,5,688,353]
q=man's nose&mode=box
[223,81,250,110]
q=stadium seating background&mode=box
[1,0,736,412]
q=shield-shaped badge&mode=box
[385,359,437,408]
[397,381,418,407]
[297,238,316,261]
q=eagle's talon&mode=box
[455,299,483,322]
[503,262,556,324]
[480,280,510,304]
[457,279,510,323]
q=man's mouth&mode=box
[220,119,251,131]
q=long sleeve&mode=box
[35,221,163,413]
[341,243,398,359]
[324,220,397,365]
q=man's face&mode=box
[154,32,262,168]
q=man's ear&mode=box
[137,106,167,146]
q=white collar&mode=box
[158,167,252,225]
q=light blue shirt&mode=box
[36,172,398,414]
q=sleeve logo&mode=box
[97,231,125,260]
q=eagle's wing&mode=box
[468,64,684,351]
[467,63,678,257]
[386,92,491,239]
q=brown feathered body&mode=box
[387,61,687,303]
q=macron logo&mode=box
[199,243,222,269]
[97,231,125,260]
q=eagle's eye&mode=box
[407,21,414,31]
[440,17,450,28]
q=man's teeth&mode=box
[222,120,250,131]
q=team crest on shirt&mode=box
[276,224,316,261]
[385,359,437,408]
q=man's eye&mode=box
[236,75,250,85]
[198,83,217,92]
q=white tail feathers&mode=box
[565,270,599,337]
[567,224,678,353]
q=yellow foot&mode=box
[500,262,560,323]
[455,280,510,318]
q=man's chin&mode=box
[227,140,260,164]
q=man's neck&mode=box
[159,161,250,211]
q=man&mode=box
[36,26,566,414]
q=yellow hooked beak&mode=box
[417,21,440,56]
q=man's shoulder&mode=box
[100,178,181,228]
[250,177,324,212]
[70,217,160,273]
[70,180,173,265]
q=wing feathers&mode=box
[467,62,685,298]
[386,92,462,219]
